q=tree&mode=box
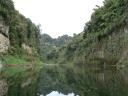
[0,0,14,9]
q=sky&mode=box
[40,91,75,96]
[12,0,104,38]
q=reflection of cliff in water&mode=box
[37,64,128,96]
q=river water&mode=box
[2,63,128,96]
[37,64,128,96]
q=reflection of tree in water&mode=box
[37,64,128,96]
[37,65,75,95]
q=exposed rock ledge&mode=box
[0,17,10,53]
[22,43,32,55]
[0,34,10,53]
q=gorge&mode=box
[0,0,128,96]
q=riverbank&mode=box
[0,54,43,96]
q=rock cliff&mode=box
[0,16,9,53]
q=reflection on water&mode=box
[40,91,75,96]
[37,64,128,96]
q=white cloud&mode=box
[12,0,104,38]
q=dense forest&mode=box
[39,34,72,63]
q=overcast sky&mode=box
[12,0,104,38]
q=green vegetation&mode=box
[0,0,41,58]
[0,0,42,95]
[39,1,128,95]
[0,0,14,24]
[9,12,40,54]
[47,0,128,67]
[0,0,42,65]
[1,0,128,95]
[40,34,72,63]
[83,0,127,42]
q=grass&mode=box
[2,54,31,65]
[0,54,43,79]
[0,54,43,96]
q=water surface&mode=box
[37,64,128,96]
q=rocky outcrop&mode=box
[0,16,10,53]
[0,34,10,53]
[22,43,32,55]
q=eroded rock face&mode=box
[0,80,8,96]
[0,34,10,53]
[22,43,32,54]
[0,16,10,53]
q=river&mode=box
[37,64,128,96]
[1,63,128,96]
